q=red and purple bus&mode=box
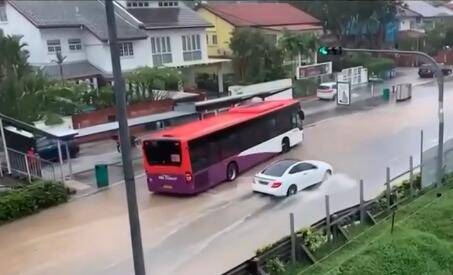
[142,99,304,194]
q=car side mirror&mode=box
[298,110,305,121]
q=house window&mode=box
[151,36,172,66]
[68,38,82,51]
[0,1,7,22]
[212,34,218,45]
[182,34,202,61]
[119,42,134,57]
[47,39,61,53]
[159,1,178,7]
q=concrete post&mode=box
[409,156,414,198]
[0,118,11,174]
[56,139,64,182]
[420,130,424,185]
[217,64,224,94]
[386,167,391,210]
[325,195,331,241]
[359,179,365,224]
[65,142,73,179]
[290,213,296,264]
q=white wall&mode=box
[39,28,87,63]
[0,2,44,64]
[147,27,209,67]
[83,31,111,72]
[399,18,412,31]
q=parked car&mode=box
[317,82,337,100]
[252,159,333,197]
[35,137,80,161]
[418,64,452,78]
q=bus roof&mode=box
[151,99,299,141]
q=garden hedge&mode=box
[0,181,68,223]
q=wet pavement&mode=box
[1,79,452,274]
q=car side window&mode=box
[289,163,317,174]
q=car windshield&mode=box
[262,160,298,177]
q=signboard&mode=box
[296,62,332,80]
[337,81,351,106]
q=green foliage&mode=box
[337,229,453,275]
[445,28,453,47]
[424,22,449,55]
[230,28,286,85]
[297,228,326,252]
[266,257,287,275]
[43,112,64,126]
[293,78,318,98]
[126,67,182,102]
[333,54,395,76]
[0,181,68,223]
[292,1,400,48]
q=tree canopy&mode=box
[230,28,286,84]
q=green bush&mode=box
[297,228,327,252]
[265,257,286,275]
[0,181,68,223]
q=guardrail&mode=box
[223,162,423,275]
[2,148,57,182]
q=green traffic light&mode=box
[318,46,329,56]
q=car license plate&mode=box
[259,180,268,185]
[162,184,173,190]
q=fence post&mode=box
[359,179,365,224]
[0,118,11,174]
[24,154,31,183]
[56,139,64,182]
[65,142,73,180]
[290,213,296,264]
[386,167,391,211]
[409,156,414,198]
[325,195,331,242]
[420,130,424,184]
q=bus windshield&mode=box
[143,140,182,166]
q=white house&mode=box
[0,0,229,93]
[398,1,453,33]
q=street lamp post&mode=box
[342,48,445,187]
[104,1,146,274]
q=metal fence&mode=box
[223,129,447,275]
[1,148,57,182]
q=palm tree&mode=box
[278,30,319,77]
[51,51,67,82]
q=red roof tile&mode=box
[203,3,320,27]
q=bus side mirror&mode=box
[298,110,305,121]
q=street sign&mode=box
[296,62,332,80]
[337,81,351,106]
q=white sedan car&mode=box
[317,82,337,100]
[252,159,333,197]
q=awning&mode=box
[168,58,231,68]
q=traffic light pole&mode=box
[342,48,445,187]
[105,1,146,274]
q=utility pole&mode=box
[104,1,146,274]
[342,48,444,187]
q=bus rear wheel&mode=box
[226,162,238,182]
[282,138,290,153]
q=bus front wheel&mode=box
[226,162,238,182]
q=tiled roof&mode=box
[403,1,453,17]
[202,3,320,27]
[40,60,105,80]
[127,6,211,29]
[8,0,147,41]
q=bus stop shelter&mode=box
[0,113,78,182]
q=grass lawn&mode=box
[295,184,453,275]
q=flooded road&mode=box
[0,81,452,275]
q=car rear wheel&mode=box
[287,184,297,196]
[226,162,238,182]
